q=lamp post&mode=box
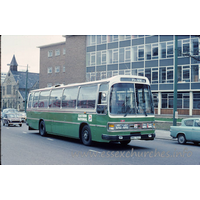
[173,36,178,126]
[25,65,28,112]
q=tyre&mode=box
[39,120,47,137]
[178,134,186,144]
[81,125,92,146]
[120,140,131,145]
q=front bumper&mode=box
[8,122,22,126]
[102,133,155,141]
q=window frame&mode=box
[48,50,53,57]
[55,49,60,56]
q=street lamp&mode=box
[173,36,178,126]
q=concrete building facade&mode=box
[86,35,200,116]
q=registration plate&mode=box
[131,136,141,140]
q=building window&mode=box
[152,44,158,59]
[167,66,173,83]
[160,42,166,58]
[97,35,107,44]
[162,93,174,108]
[191,38,199,55]
[97,51,101,65]
[48,50,53,57]
[177,93,189,109]
[119,48,124,63]
[178,40,182,56]
[125,47,131,62]
[102,50,106,64]
[145,44,151,60]
[178,65,190,82]
[191,65,200,82]
[63,66,65,72]
[132,46,137,61]
[145,68,151,83]
[193,92,200,109]
[48,67,52,74]
[145,68,158,84]
[97,50,107,65]
[91,35,96,45]
[63,48,66,55]
[159,67,166,83]
[55,66,60,73]
[86,52,90,67]
[113,49,118,63]
[138,45,144,60]
[138,69,144,76]
[182,39,190,55]
[167,41,173,58]
[55,49,60,56]
[152,68,158,84]
[152,93,158,108]
[108,35,118,43]
[91,52,96,65]
[7,85,11,95]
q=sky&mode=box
[1,35,66,73]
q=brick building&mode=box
[38,35,86,88]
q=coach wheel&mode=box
[178,134,186,144]
[39,121,47,137]
[81,125,92,146]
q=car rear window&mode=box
[184,120,194,126]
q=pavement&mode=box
[155,129,176,140]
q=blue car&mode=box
[170,118,200,145]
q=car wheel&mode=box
[178,134,186,144]
[39,121,47,137]
[81,125,92,146]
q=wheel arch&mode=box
[79,122,90,141]
[177,132,186,138]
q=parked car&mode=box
[170,118,200,145]
[17,112,27,122]
[2,113,22,127]
[2,108,18,118]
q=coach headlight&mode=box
[108,124,115,130]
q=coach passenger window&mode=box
[62,87,78,108]
[49,89,63,108]
[78,85,97,109]
[27,93,33,108]
[33,92,40,108]
[38,90,50,108]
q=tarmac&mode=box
[155,129,176,140]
